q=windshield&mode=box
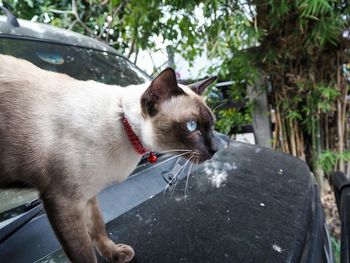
[0,36,149,218]
[0,37,149,86]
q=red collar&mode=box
[121,116,157,163]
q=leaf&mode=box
[24,0,34,8]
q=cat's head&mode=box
[141,68,218,163]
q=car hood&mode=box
[102,142,313,263]
[33,141,316,263]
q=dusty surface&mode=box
[0,189,38,213]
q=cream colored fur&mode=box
[0,54,153,199]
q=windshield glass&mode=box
[0,38,149,86]
[0,37,149,217]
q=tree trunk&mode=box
[337,53,345,173]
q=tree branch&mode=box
[127,36,135,58]
[105,0,131,41]
[133,47,139,64]
[49,9,73,15]
[71,0,93,35]
[68,19,79,30]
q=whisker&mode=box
[212,102,225,113]
[163,157,192,195]
[158,149,192,154]
[151,152,189,168]
[184,159,194,198]
[171,156,193,198]
[170,157,192,190]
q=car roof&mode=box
[0,15,118,54]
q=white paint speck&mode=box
[260,203,265,207]
[210,171,227,188]
[175,196,187,202]
[272,244,283,253]
[205,162,236,188]
[278,169,284,175]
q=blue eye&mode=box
[186,120,197,132]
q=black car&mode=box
[0,9,339,263]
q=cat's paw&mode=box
[110,243,135,263]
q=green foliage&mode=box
[257,0,349,176]
[331,236,340,263]
[319,150,350,174]
[3,0,204,60]
[300,83,339,135]
[298,0,332,17]
[200,1,260,134]
[206,80,253,135]
[215,108,252,135]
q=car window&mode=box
[0,37,150,222]
[0,37,149,86]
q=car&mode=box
[0,7,337,263]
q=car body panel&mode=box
[0,16,117,54]
[98,142,314,263]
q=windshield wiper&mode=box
[0,199,43,243]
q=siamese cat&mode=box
[0,54,218,263]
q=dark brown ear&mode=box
[189,76,217,95]
[141,68,185,117]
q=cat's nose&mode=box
[208,143,218,155]
[208,135,219,155]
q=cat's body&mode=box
[0,55,144,196]
[0,54,217,263]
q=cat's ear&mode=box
[141,68,184,117]
[189,76,217,95]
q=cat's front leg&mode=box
[86,197,135,263]
[41,193,97,263]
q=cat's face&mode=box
[141,69,218,163]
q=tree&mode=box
[4,0,203,67]
[201,0,350,186]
